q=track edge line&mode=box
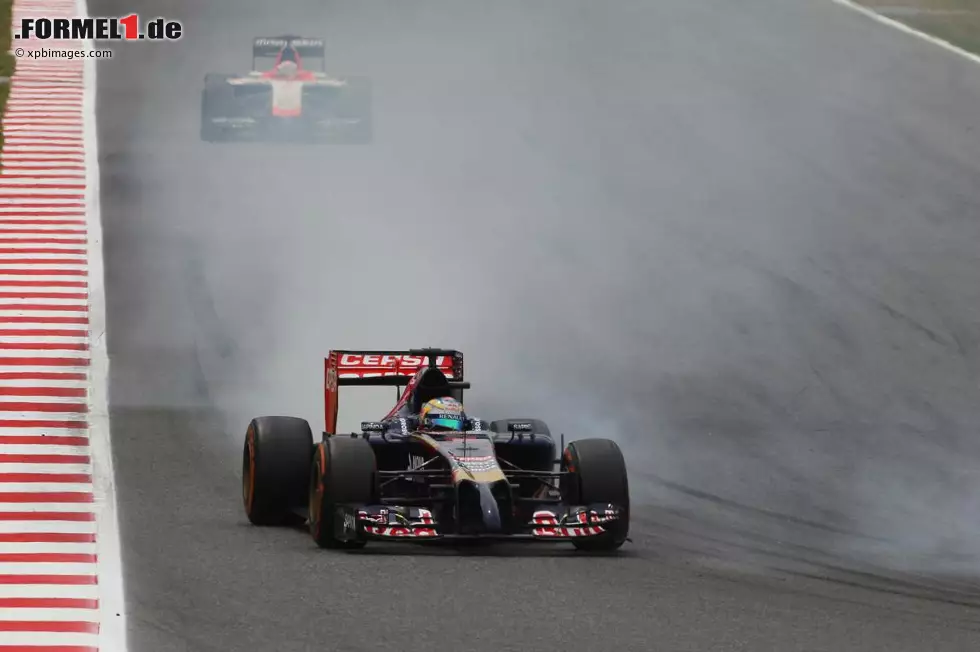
[78,0,129,649]
[832,0,980,66]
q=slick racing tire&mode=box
[200,74,235,142]
[242,416,314,526]
[329,76,373,144]
[560,438,630,552]
[200,91,219,142]
[309,436,378,550]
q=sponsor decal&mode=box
[335,354,456,378]
[325,365,338,391]
[568,508,618,525]
[532,526,605,537]
[357,508,388,525]
[408,454,426,470]
[339,354,447,368]
[255,37,324,48]
[452,454,498,473]
[413,509,435,526]
[343,511,357,533]
[290,38,323,48]
[365,526,437,538]
[579,511,613,525]
[529,510,607,537]
[532,510,559,526]
[509,422,534,432]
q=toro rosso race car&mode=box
[242,348,631,551]
[200,35,371,143]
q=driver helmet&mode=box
[276,60,299,77]
[419,397,465,432]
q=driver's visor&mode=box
[428,416,463,431]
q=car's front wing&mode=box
[333,502,624,543]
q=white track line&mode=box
[0,541,96,553]
[832,0,980,65]
[0,608,100,621]
[0,325,89,331]
[0,521,95,534]
[0,484,93,493]
[0,465,92,475]
[0,414,88,422]
[0,561,96,574]
[0,444,91,455]
[0,633,100,646]
[0,504,94,512]
[0,584,99,598]
[78,0,129,646]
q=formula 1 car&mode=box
[241,348,630,551]
[200,35,371,143]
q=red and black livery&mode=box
[242,348,630,551]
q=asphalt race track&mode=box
[90,0,980,650]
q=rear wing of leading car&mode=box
[252,36,326,71]
[324,348,467,434]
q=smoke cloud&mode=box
[107,0,980,573]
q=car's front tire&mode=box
[560,438,630,552]
[242,416,314,526]
[309,435,378,549]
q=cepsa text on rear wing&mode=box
[323,348,466,433]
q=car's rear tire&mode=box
[332,76,372,144]
[242,416,314,526]
[200,92,227,142]
[200,74,235,142]
[560,438,630,552]
[309,435,378,549]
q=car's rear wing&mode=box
[252,36,326,71]
[324,348,467,434]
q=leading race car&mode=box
[242,348,631,551]
[200,35,372,143]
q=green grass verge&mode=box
[855,0,980,55]
[0,0,14,164]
